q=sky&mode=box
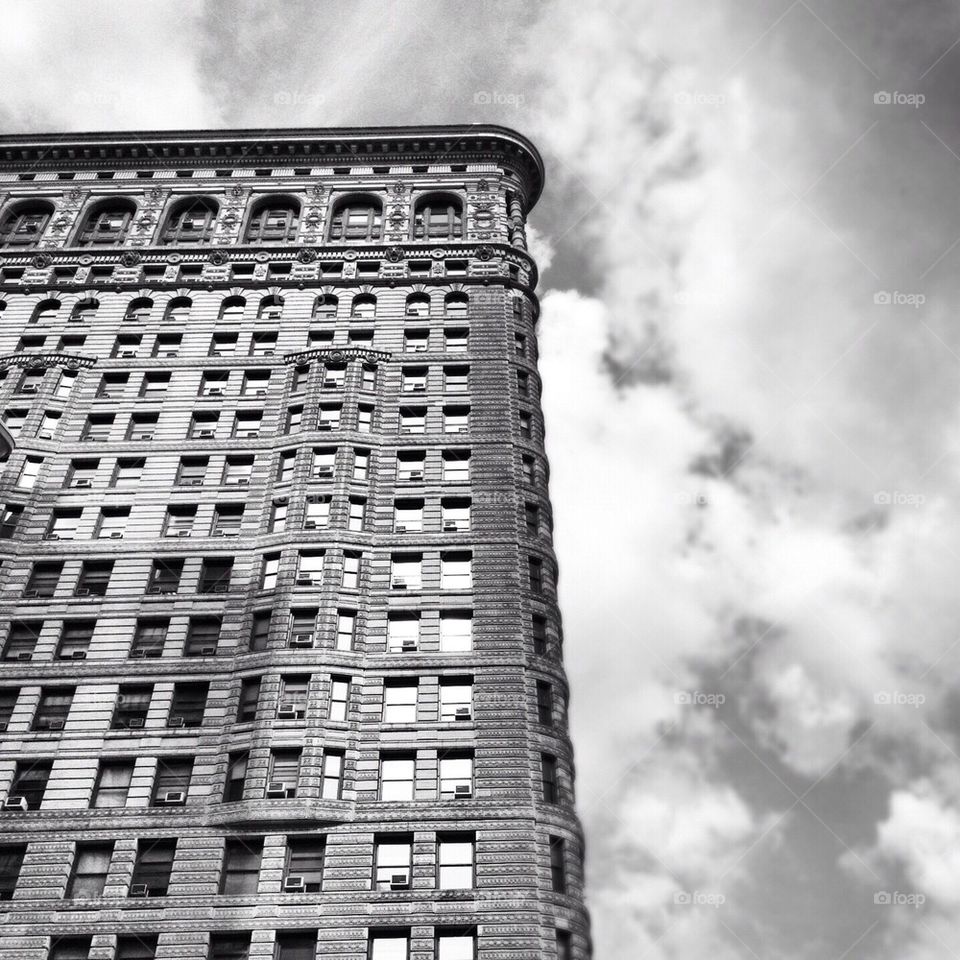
[5,1,960,957]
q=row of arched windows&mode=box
[0,192,467,249]
[25,291,471,324]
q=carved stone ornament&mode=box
[310,184,325,198]
[477,178,489,191]
[385,246,405,263]
[431,248,447,260]
[221,212,238,226]
[230,184,244,198]
[476,245,494,261]
[165,252,183,264]
[147,187,164,203]
[296,248,318,264]
[342,250,358,261]
[51,216,70,234]
[66,187,83,203]
[78,255,94,266]
[120,251,142,267]
[254,251,270,262]
[305,213,322,228]
[31,254,53,269]
[208,249,230,266]
[392,181,406,195]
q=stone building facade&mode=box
[0,127,589,960]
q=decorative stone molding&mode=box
[283,347,391,366]
[31,253,52,269]
[0,352,97,371]
[296,247,318,263]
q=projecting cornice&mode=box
[0,125,545,208]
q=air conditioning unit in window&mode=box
[158,791,186,806]
[316,422,332,431]
[290,632,315,647]
[454,707,472,721]
[70,650,87,660]
[277,705,304,720]
[235,478,249,486]
[400,639,418,652]
[392,578,408,590]
[454,784,473,799]
[408,470,424,480]
[254,389,267,397]
[120,350,138,358]
[303,520,319,530]
[239,430,259,439]
[390,872,411,890]
[75,588,91,597]
[44,533,61,540]
[196,429,215,439]
[22,590,38,599]
[168,716,186,728]
[108,531,123,539]
[0,722,7,732]
[199,646,216,657]
[20,385,38,394]
[265,781,292,797]
[137,433,153,441]
[207,387,224,396]
[175,530,192,538]
[295,577,315,587]
[314,467,334,478]
[4,797,28,812]
[180,478,203,486]
[283,875,305,892]
[74,479,93,488]
[16,652,33,661]
[147,585,165,594]
[126,718,145,729]
[43,719,65,731]
[412,384,426,392]
[206,584,229,594]
[443,521,460,531]
[323,379,339,388]
[128,884,149,897]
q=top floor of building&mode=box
[0,126,544,253]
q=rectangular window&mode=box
[32,686,74,731]
[224,751,248,802]
[250,331,278,357]
[321,750,344,800]
[117,935,158,960]
[536,680,554,726]
[209,933,251,960]
[439,752,473,799]
[318,404,341,429]
[441,498,470,532]
[440,552,472,590]
[234,411,262,439]
[357,404,374,433]
[92,760,134,808]
[284,837,325,892]
[394,500,423,533]
[152,757,193,805]
[36,410,61,439]
[130,838,176,897]
[220,837,263,895]
[379,754,415,801]
[243,370,271,397]
[185,617,221,657]
[17,455,44,489]
[353,449,370,480]
[0,688,18,727]
[154,333,182,358]
[329,676,350,722]
[387,615,419,654]
[5,620,41,659]
[25,561,62,598]
[444,329,469,352]
[549,837,566,893]
[342,551,361,589]
[443,405,469,433]
[442,450,470,482]
[267,749,301,798]
[436,933,475,960]
[383,684,418,724]
[177,457,208,486]
[335,610,356,651]
[374,837,412,890]
[0,845,25,900]
[444,366,469,393]
[397,452,425,481]
[261,554,280,590]
[10,760,51,808]
[0,504,23,538]
[278,675,309,719]
[251,610,272,650]
[113,684,152,729]
[399,407,426,434]
[391,554,422,591]
[237,677,261,723]
[191,412,220,439]
[210,332,238,357]
[437,835,475,890]
[533,615,548,656]
[304,496,330,529]
[276,932,318,960]
[223,456,254,486]
[49,939,91,960]
[76,560,113,598]
[47,508,82,540]
[164,505,197,538]
[199,557,233,593]
[439,681,472,722]
[348,497,366,531]
[311,447,336,479]
[66,842,113,898]
[96,506,129,539]
[529,557,544,594]
[369,931,410,960]
[131,618,168,658]
[169,682,208,728]
[82,414,114,442]
[296,551,324,586]
[542,754,559,803]
[212,504,244,537]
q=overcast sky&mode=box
[7,2,960,957]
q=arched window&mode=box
[219,296,246,323]
[413,194,463,241]
[31,299,61,324]
[75,198,137,247]
[70,298,99,323]
[164,297,192,323]
[444,292,469,317]
[160,197,218,245]
[125,297,153,322]
[405,293,431,318]
[313,294,338,319]
[0,201,54,248]
[258,295,284,320]
[329,196,382,242]
[245,198,300,243]
[351,294,377,319]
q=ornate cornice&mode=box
[0,125,545,207]
[284,347,391,366]
[0,352,96,371]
